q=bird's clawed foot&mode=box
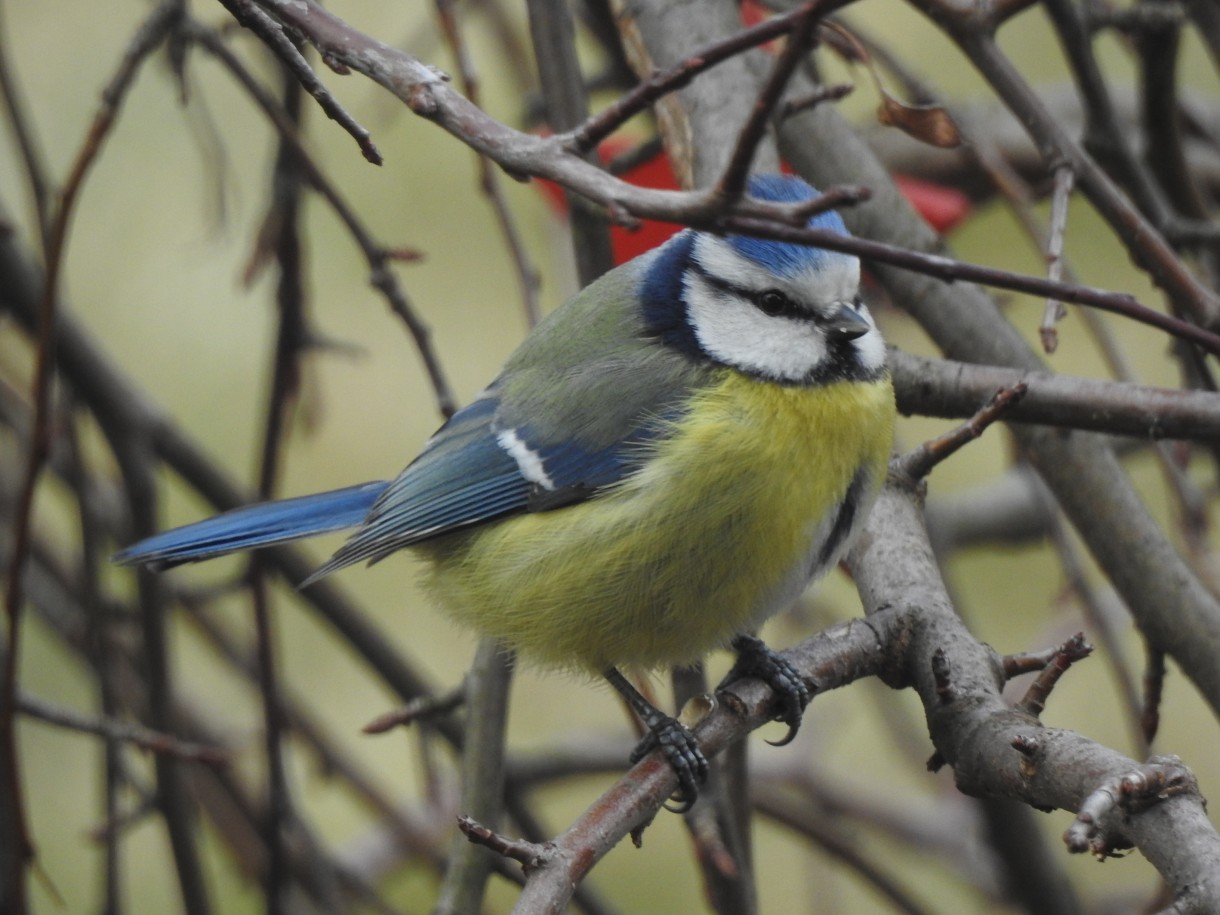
[720,634,811,746]
[605,667,709,812]
[628,713,708,813]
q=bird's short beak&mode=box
[826,304,871,341]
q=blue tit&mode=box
[116,174,896,808]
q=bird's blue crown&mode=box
[725,174,853,280]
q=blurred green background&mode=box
[2,0,1217,912]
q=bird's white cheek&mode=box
[853,327,888,373]
[685,274,827,381]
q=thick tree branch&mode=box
[891,349,1220,443]
[849,477,1220,911]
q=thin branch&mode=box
[941,21,1219,327]
[17,692,230,765]
[895,382,1027,480]
[1014,633,1093,718]
[1039,165,1074,353]
[1,5,183,910]
[525,0,613,284]
[433,641,514,915]
[716,1,822,200]
[754,786,937,915]
[565,1,844,156]
[720,215,1220,355]
[1041,506,1150,755]
[437,0,544,324]
[186,19,458,417]
[456,815,552,870]
[249,57,310,914]
[214,0,381,164]
[1001,646,1060,680]
[1142,645,1167,746]
[363,687,465,734]
[1041,0,1170,227]
[61,402,124,913]
[779,81,854,119]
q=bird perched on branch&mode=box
[116,173,895,809]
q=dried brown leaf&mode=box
[877,89,963,148]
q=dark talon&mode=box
[720,634,811,746]
[630,715,708,812]
[605,667,709,811]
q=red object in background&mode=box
[740,0,769,28]
[601,141,685,264]
[534,138,680,264]
[537,140,972,265]
[892,174,972,234]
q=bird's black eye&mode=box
[755,289,793,317]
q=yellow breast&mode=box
[416,370,895,672]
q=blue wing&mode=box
[115,391,661,575]
[309,386,664,578]
[113,481,388,568]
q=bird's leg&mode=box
[604,667,708,812]
[718,634,811,746]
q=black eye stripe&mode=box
[685,263,807,321]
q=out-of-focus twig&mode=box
[17,692,230,765]
[1,6,188,910]
[438,0,544,325]
[1039,166,1074,353]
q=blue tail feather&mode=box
[114,481,388,568]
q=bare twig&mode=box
[1142,646,1167,746]
[17,692,230,765]
[1064,756,1196,858]
[249,59,310,913]
[895,383,1028,481]
[754,785,938,915]
[779,81,854,119]
[433,641,514,915]
[721,215,1220,355]
[214,0,381,164]
[525,0,613,284]
[457,815,553,870]
[566,1,842,156]
[1015,633,1093,718]
[716,1,823,200]
[363,688,465,734]
[1,6,184,910]
[186,20,458,417]
[1001,646,1060,680]
[437,0,544,324]
[1039,165,1074,353]
[1041,508,1149,755]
